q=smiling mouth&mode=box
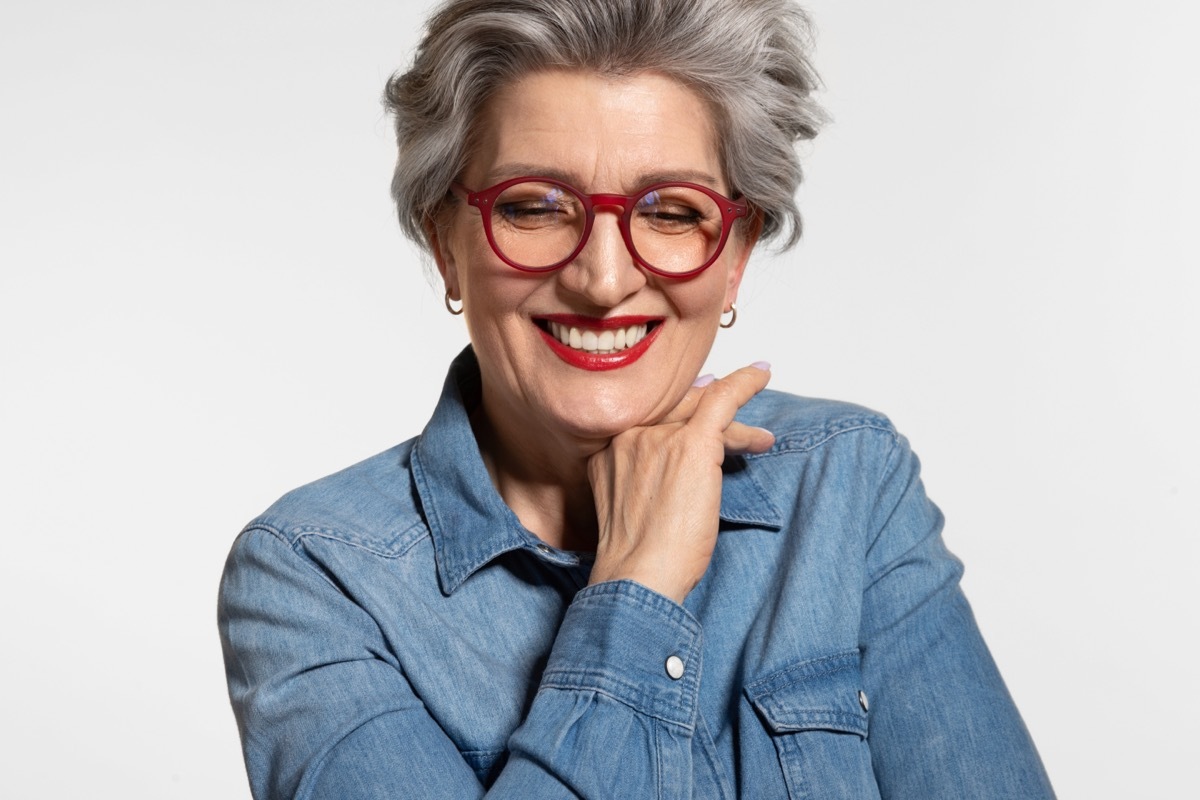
[540,320,655,354]
[533,315,664,371]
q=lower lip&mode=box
[537,324,662,371]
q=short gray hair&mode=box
[384,0,825,251]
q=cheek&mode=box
[449,233,490,293]
[671,269,736,320]
[453,239,524,316]
[458,260,546,350]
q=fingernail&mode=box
[751,361,771,371]
[693,373,716,387]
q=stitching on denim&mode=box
[239,526,402,656]
[721,461,784,526]
[654,721,664,800]
[541,654,701,727]
[695,713,734,800]
[537,682,696,732]
[410,442,455,583]
[765,711,866,730]
[540,667,691,713]
[574,585,687,616]
[746,420,897,459]
[391,521,434,558]
[570,582,703,634]
[413,437,539,592]
[243,521,286,547]
[763,663,855,701]
[460,747,505,777]
[282,522,429,560]
[240,524,355,601]
[767,710,862,725]
[745,650,859,697]
[460,748,505,759]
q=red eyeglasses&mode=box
[451,176,749,278]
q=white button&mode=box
[858,690,869,712]
[665,655,685,680]
[536,544,551,555]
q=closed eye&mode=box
[496,200,576,229]
[636,203,705,233]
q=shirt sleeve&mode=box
[858,434,1056,799]
[218,526,703,800]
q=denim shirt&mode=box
[219,347,1054,799]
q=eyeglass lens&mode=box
[489,181,725,272]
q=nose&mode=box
[555,207,646,308]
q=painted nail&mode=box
[692,374,716,388]
[751,361,771,371]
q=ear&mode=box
[722,211,763,310]
[425,215,461,302]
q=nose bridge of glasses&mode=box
[571,193,638,277]
[579,195,630,257]
[588,193,633,216]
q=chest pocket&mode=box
[744,650,880,800]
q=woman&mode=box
[219,0,1055,797]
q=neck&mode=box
[469,401,603,552]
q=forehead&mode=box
[468,69,723,191]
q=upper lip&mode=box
[535,313,664,329]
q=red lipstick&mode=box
[535,314,663,371]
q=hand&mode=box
[586,363,774,603]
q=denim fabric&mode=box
[219,347,1055,799]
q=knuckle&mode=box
[704,381,735,401]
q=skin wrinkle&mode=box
[474,164,725,195]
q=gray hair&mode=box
[384,0,825,251]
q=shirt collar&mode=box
[412,346,783,595]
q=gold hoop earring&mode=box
[444,291,463,316]
[719,303,737,329]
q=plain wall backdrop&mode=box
[1,1,1195,797]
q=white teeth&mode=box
[547,321,651,354]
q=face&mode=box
[431,70,756,446]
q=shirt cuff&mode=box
[540,580,703,729]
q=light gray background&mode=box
[2,1,1195,797]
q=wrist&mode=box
[588,553,702,605]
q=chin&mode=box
[551,411,642,441]
[544,395,664,441]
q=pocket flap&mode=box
[744,650,868,737]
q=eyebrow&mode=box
[484,163,724,192]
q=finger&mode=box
[723,420,775,456]
[659,374,713,425]
[688,362,772,433]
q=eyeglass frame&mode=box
[449,176,750,279]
